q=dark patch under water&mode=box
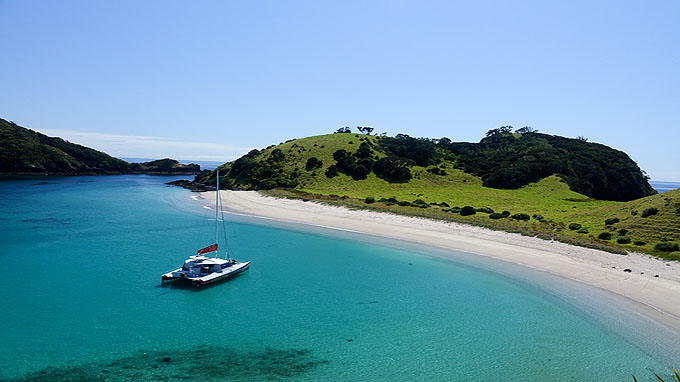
[10,345,327,381]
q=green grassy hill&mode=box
[193,131,678,259]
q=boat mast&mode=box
[215,169,219,258]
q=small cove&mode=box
[0,175,678,381]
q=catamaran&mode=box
[161,170,250,286]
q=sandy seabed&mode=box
[201,190,680,329]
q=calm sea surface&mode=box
[650,180,680,193]
[0,175,678,381]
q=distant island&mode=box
[0,118,200,175]
[179,126,678,259]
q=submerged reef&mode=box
[11,345,327,381]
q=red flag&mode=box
[197,243,217,255]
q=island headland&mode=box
[176,127,678,261]
[0,118,201,175]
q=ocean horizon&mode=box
[1,175,678,381]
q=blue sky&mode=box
[1,1,678,180]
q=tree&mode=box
[515,126,538,134]
[357,126,374,135]
[335,126,351,133]
[354,142,372,159]
[576,135,588,142]
[485,126,513,137]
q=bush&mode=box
[373,156,412,183]
[489,213,502,219]
[450,207,461,214]
[476,207,494,214]
[641,207,659,218]
[568,223,582,231]
[618,229,628,236]
[605,217,620,226]
[364,196,375,204]
[460,206,476,216]
[577,228,589,234]
[631,210,638,216]
[397,201,411,207]
[501,210,510,217]
[634,240,646,246]
[412,199,428,207]
[305,157,322,171]
[655,243,679,252]
[616,236,631,244]
[325,165,338,178]
[269,148,285,162]
[598,232,612,240]
[532,214,545,221]
[510,213,530,221]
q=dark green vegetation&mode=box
[11,345,327,381]
[446,128,655,201]
[0,118,200,175]
[188,129,676,259]
[200,130,654,202]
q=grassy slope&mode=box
[220,133,679,260]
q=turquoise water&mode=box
[0,175,678,381]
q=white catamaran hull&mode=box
[162,261,250,286]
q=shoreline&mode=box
[202,190,680,326]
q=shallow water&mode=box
[0,175,677,381]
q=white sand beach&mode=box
[202,190,680,325]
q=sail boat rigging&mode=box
[161,170,250,286]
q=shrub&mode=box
[476,207,494,214]
[325,165,338,178]
[269,148,285,162]
[618,229,628,236]
[397,201,411,207]
[349,164,369,180]
[489,213,502,219]
[655,243,679,252]
[364,196,375,204]
[439,202,450,207]
[412,199,428,207]
[460,206,476,216]
[641,207,659,218]
[373,156,412,183]
[675,203,680,217]
[634,240,646,246]
[616,236,631,244]
[355,142,372,159]
[305,157,323,171]
[501,210,510,217]
[568,223,582,231]
[598,232,612,240]
[510,213,530,221]
[605,217,620,226]
[450,207,461,213]
[577,228,589,234]
[631,210,638,216]
[532,214,545,221]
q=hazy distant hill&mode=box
[0,118,199,175]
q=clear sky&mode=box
[1,1,678,180]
